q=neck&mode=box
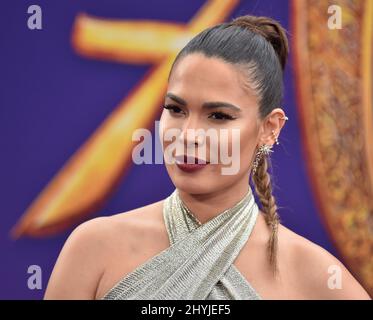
[177,175,251,224]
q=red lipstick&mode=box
[175,155,209,173]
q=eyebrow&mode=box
[165,93,242,112]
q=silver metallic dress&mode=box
[101,186,261,300]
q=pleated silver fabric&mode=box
[101,186,261,300]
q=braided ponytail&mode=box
[252,156,281,276]
[230,15,288,275]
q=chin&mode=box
[172,176,232,198]
[168,170,213,195]
[175,185,215,196]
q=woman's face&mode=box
[159,52,262,195]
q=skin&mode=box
[44,53,371,300]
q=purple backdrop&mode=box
[0,0,337,299]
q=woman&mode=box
[44,15,371,300]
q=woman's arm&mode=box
[293,237,371,300]
[44,217,109,300]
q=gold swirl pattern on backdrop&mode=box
[292,0,373,295]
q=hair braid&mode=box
[251,155,281,276]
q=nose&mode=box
[178,115,205,148]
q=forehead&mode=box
[167,53,257,107]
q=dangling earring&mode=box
[272,130,279,145]
[252,144,273,175]
[252,115,288,175]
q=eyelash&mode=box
[162,104,236,121]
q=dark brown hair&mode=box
[168,15,289,275]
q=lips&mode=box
[174,155,209,173]
[175,155,209,165]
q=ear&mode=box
[258,108,287,145]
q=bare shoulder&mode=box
[44,216,113,299]
[278,224,371,300]
[44,199,166,300]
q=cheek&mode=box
[239,127,258,165]
[159,114,184,164]
[227,123,257,171]
[159,112,176,148]
[158,113,165,143]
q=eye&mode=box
[209,112,236,121]
[162,104,185,115]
